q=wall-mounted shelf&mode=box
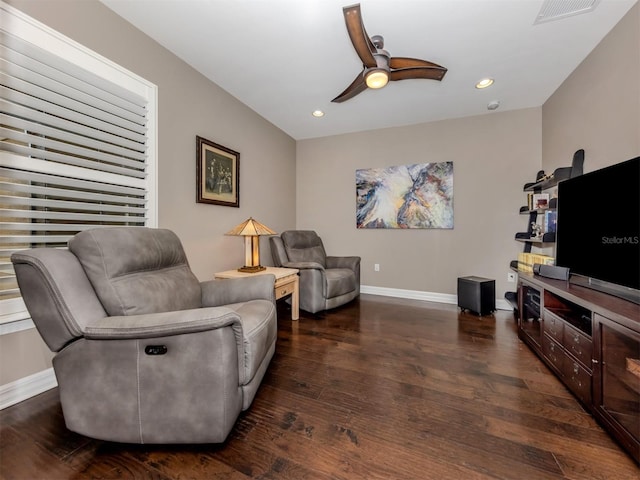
[515,232,556,243]
[524,149,584,192]
[504,149,585,311]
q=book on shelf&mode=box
[517,252,555,272]
[532,193,550,210]
[543,210,557,233]
[517,252,532,272]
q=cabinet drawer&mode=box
[563,358,592,406]
[275,280,295,299]
[542,334,564,374]
[564,323,592,368]
[543,311,564,342]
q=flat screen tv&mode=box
[555,156,640,304]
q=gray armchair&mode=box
[270,230,360,314]
[11,227,277,444]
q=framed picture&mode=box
[532,193,549,210]
[196,136,240,207]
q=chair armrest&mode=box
[84,307,241,340]
[201,275,275,307]
[326,256,361,271]
[281,261,325,271]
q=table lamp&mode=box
[225,217,277,272]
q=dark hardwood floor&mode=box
[1,294,638,479]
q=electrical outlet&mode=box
[507,272,516,283]
[374,263,380,272]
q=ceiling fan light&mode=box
[365,69,389,89]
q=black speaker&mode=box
[457,276,495,316]
[533,264,570,281]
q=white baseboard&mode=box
[0,367,57,410]
[361,285,513,311]
[495,298,512,311]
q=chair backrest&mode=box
[69,227,202,316]
[280,230,327,267]
[269,236,288,267]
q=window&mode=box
[0,2,157,328]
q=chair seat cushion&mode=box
[326,268,356,298]
[226,299,277,386]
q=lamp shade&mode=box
[225,217,277,236]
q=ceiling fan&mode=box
[332,3,448,103]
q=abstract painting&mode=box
[356,162,453,229]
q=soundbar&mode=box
[533,264,570,281]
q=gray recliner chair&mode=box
[11,227,277,444]
[270,230,360,314]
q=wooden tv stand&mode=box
[517,273,640,464]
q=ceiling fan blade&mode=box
[389,66,447,82]
[331,71,368,103]
[389,57,445,70]
[343,4,377,68]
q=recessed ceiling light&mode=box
[312,110,324,117]
[475,78,494,89]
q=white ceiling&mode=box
[100,0,637,140]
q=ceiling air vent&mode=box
[534,0,601,24]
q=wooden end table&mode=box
[214,267,299,320]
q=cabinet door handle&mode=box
[573,334,580,344]
[573,363,579,374]
[592,359,599,365]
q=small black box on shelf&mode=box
[457,276,496,316]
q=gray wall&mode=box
[3,0,297,280]
[296,108,541,298]
[1,0,296,386]
[542,2,639,173]
[294,2,639,300]
[1,0,638,394]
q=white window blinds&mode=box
[0,2,157,325]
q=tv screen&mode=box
[555,156,640,303]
